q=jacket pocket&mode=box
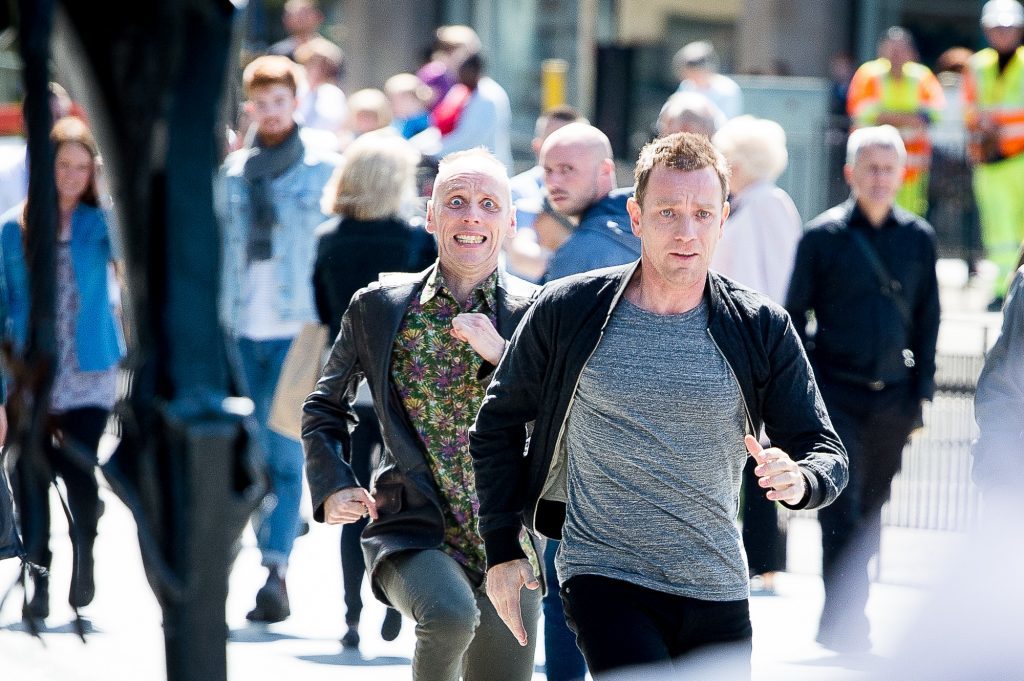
[372,482,405,516]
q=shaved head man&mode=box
[541,122,616,218]
[539,123,639,282]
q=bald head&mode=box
[541,122,613,161]
[540,123,617,217]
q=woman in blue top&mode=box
[3,116,125,623]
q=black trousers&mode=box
[340,401,381,625]
[14,407,109,596]
[741,455,786,577]
[816,378,919,644]
[561,574,752,679]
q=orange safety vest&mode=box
[847,58,944,179]
[963,46,1024,161]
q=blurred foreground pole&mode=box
[18,1,266,679]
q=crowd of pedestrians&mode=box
[2,1,1024,679]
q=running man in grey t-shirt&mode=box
[470,133,847,679]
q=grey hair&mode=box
[846,125,907,166]
[658,92,725,138]
[712,115,789,183]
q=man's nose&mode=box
[673,217,698,238]
[464,203,484,222]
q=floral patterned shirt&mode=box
[391,265,537,578]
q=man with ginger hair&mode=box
[217,54,339,623]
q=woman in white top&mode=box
[712,115,802,305]
[712,115,802,595]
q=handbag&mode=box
[268,322,329,442]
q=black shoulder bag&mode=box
[848,229,913,332]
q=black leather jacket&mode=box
[470,262,849,568]
[302,265,538,602]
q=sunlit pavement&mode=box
[0,258,1000,680]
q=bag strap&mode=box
[848,228,913,330]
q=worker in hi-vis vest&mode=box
[847,26,944,218]
[964,0,1024,308]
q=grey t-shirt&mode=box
[556,297,750,600]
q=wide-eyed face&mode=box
[54,141,94,206]
[845,144,903,215]
[627,164,728,295]
[426,161,515,283]
[246,84,298,143]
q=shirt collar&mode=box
[420,262,499,312]
[846,196,898,231]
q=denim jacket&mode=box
[216,128,339,335]
[0,203,125,371]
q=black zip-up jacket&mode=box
[470,262,849,568]
[302,265,539,603]
[785,199,940,399]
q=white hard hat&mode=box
[982,0,1024,28]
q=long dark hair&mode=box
[21,115,101,224]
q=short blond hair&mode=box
[347,88,393,129]
[325,131,418,220]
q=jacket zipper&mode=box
[531,328,606,534]
[530,266,638,533]
[707,328,755,437]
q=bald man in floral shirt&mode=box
[303,148,541,681]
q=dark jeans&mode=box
[543,540,587,681]
[14,407,109,600]
[816,378,919,646]
[340,401,380,625]
[561,574,752,679]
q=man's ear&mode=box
[601,157,616,178]
[425,200,436,235]
[626,196,642,237]
[843,164,854,187]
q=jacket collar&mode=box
[606,259,725,326]
[376,262,534,347]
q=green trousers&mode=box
[974,153,1024,297]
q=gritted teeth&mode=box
[455,234,486,244]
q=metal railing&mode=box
[782,348,988,537]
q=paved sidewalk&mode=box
[0,258,996,679]
[0,486,968,681]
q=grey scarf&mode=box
[242,125,304,262]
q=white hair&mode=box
[846,125,907,166]
[712,115,789,183]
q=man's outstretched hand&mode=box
[485,558,541,646]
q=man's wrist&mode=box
[484,527,528,567]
